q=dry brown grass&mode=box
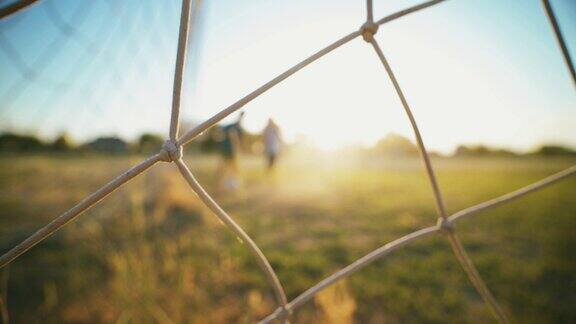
[1,154,575,323]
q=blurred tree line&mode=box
[0,128,265,155]
[0,131,575,157]
[453,144,576,157]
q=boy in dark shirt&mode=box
[217,112,245,191]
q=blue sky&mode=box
[0,0,574,153]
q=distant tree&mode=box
[0,133,45,152]
[138,133,163,154]
[454,145,517,157]
[455,145,488,156]
[83,136,128,154]
[534,145,576,156]
[50,133,73,152]
[373,134,419,156]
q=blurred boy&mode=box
[263,118,282,171]
[216,112,245,191]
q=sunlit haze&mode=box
[0,0,574,153]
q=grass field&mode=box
[0,153,575,323]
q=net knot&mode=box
[436,217,455,233]
[360,21,378,42]
[159,140,183,162]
